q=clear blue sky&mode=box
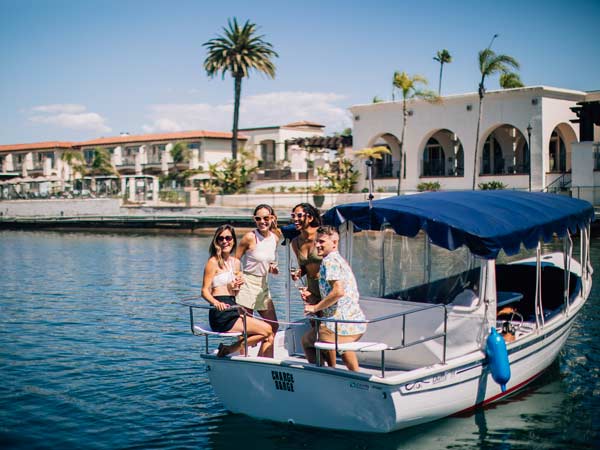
[1,0,598,144]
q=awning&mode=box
[322,191,595,258]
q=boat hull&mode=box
[203,306,579,433]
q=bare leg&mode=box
[223,316,273,357]
[257,302,278,357]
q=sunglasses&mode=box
[216,235,233,243]
[254,215,271,222]
[291,213,307,220]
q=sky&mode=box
[1,0,599,145]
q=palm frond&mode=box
[354,146,391,160]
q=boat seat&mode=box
[315,341,389,377]
[314,341,388,352]
[193,319,242,337]
[192,318,242,354]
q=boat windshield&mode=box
[349,226,482,304]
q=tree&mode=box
[499,72,524,89]
[433,49,452,95]
[208,149,258,194]
[170,142,190,166]
[60,150,87,181]
[372,96,384,103]
[355,146,392,197]
[203,18,278,160]
[90,147,118,176]
[472,49,520,189]
[392,71,438,194]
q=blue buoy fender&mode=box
[486,327,511,392]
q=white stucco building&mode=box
[350,86,599,199]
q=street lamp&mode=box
[527,123,532,192]
[365,159,374,209]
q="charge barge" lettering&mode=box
[271,370,295,392]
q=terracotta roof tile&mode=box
[77,130,248,147]
[0,141,74,153]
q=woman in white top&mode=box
[202,224,274,357]
[236,205,281,355]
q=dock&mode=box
[0,214,255,232]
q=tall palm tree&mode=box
[203,18,278,160]
[499,72,524,89]
[392,71,438,194]
[472,49,520,189]
[433,49,452,95]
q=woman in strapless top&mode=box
[290,203,323,304]
[201,224,274,357]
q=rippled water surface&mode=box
[1,230,598,449]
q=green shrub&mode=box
[478,181,506,190]
[417,181,441,192]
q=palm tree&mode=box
[90,147,118,176]
[499,72,524,89]
[433,49,452,95]
[355,146,392,201]
[203,18,278,160]
[60,150,87,182]
[392,71,438,194]
[472,49,520,189]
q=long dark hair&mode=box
[209,224,237,269]
[253,203,281,237]
[293,203,321,227]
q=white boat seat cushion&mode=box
[314,341,388,352]
[193,319,242,337]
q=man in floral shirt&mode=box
[302,226,366,371]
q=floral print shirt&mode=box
[319,251,367,336]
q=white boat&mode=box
[184,191,594,433]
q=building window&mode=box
[594,143,600,171]
[83,149,95,164]
[481,135,503,175]
[188,142,200,150]
[548,130,566,172]
[422,138,445,176]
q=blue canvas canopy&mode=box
[322,191,595,259]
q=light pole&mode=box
[527,123,532,192]
[365,159,374,209]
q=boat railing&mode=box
[182,300,449,376]
[181,301,250,355]
[312,302,448,376]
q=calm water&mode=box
[0,230,598,450]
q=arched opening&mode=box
[547,124,576,173]
[367,133,401,179]
[259,139,276,169]
[480,125,528,175]
[420,129,464,177]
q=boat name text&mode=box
[271,370,295,392]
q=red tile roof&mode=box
[77,130,248,147]
[0,141,74,153]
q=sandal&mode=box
[217,343,228,357]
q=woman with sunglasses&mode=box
[235,205,281,356]
[290,203,322,306]
[202,224,274,357]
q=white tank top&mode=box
[212,259,235,288]
[243,230,277,277]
